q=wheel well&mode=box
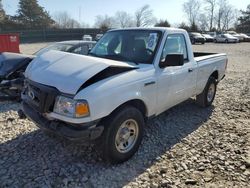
[112,99,147,117]
[210,71,218,80]
[98,99,147,128]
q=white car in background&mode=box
[239,33,250,42]
[95,34,104,41]
[202,34,214,42]
[226,31,244,42]
[214,34,239,43]
[83,35,93,41]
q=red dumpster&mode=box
[0,34,20,53]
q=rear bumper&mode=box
[22,102,104,141]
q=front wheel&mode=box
[196,77,217,107]
[96,106,144,164]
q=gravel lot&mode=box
[0,42,249,188]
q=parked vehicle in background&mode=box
[35,41,96,56]
[214,34,239,43]
[226,31,244,42]
[21,28,227,163]
[95,34,104,41]
[202,34,214,42]
[0,41,96,100]
[206,32,216,38]
[83,35,93,41]
[239,33,250,42]
[189,32,206,44]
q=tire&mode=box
[196,77,217,107]
[191,38,195,44]
[96,106,144,164]
[202,41,205,45]
[214,39,217,43]
[225,39,228,43]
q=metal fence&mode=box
[0,28,104,43]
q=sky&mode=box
[2,0,250,26]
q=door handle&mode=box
[188,68,194,72]
[144,81,156,86]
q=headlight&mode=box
[53,96,90,118]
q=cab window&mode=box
[161,34,188,62]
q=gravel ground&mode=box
[0,42,249,188]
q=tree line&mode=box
[0,0,249,33]
[182,0,249,32]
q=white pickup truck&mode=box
[21,28,227,163]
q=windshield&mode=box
[203,34,211,38]
[90,30,162,64]
[193,33,202,37]
[34,43,74,56]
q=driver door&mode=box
[156,34,197,114]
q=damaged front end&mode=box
[0,52,34,100]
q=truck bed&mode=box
[194,52,216,57]
[194,52,226,62]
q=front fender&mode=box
[75,81,156,122]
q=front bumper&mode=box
[22,102,104,141]
[194,37,205,43]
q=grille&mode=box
[23,80,59,113]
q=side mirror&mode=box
[159,54,184,68]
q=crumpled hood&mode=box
[25,50,136,95]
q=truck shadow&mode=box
[0,99,214,187]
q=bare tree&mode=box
[135,5,156,27]
[183,0,201,26]
[155,19,171,27]
[114,11,134,28]
[216,0,225,31]
[198,13,209,31]
[215,0,235,31]
[95,15,114,30]
[0,0,6,22]
[204,0,217,31]
[221,5,235,30]
[53,11,80,28]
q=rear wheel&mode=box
[96,106,144,164]
[196,77,217,107]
